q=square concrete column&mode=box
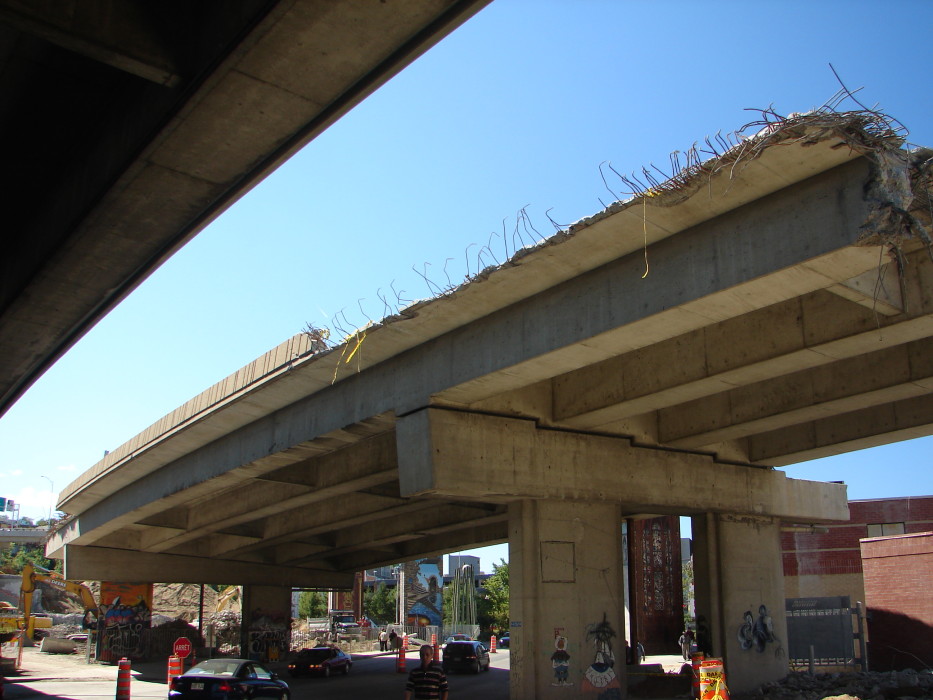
[692,513,788,693]
[509,499,626,699]
[239,585,292,663]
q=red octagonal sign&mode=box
[173,637,192,658]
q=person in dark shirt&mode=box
[404,644,448,700]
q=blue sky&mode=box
[2,0,932,570]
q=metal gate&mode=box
[785,596,860,668]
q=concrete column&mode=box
[693,513,789,693]
[239,585,292,663]
[509,499,626,700]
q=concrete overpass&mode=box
[0,0,489,418]
[49,111,933,694]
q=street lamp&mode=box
[40,475,53,525]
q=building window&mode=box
[866,522,905,537]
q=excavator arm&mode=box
[20,562,99,638]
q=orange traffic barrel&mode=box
[116,657,132,700]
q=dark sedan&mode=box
[168,659,289,699]
[287,646,352,677]
[442,640,491,674]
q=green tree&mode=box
[682,558,695,627]
[297,591,327,619]
[364,583,396,624]
[477,559,509,635]
[0,544,60,574]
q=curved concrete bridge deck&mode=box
[49,112,933,587]
[46,111,933,696]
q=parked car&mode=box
[442,633,471,647]
[498,634,509,648]
[442,640,491,674]
[288,646,352,677]
[168,658,288,699]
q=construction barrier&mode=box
[396,636,408,673]
[116,657,131,700]
[698,658,729,700]
[167,655,183,685]
[490,635,497,653]
[431,633,439,662]
[691,651,705,698]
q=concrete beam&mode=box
[397,408,848,522]
[554,290,933,428]
[332,521,508,572]
[63,545,355,587]
[750,392,933,465]
[215,497,438,559]
[661,335,933,448]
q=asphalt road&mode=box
[2,647,512,700]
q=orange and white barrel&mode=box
[490,635,497,653]
[167,655,183,685]
[116,657,132,700]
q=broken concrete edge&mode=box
[56,109,926,514]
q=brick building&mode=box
[860,532,933,670]
[782,496,933,605]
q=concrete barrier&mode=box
[39,637,77,654]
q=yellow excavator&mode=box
[20,563,99,640]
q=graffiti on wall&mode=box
[98,582,153,661]
[737,604,775,653]
[550,633,572,687]
[404,557,442,627]
[248,608,289,663]
[582,613,622,699]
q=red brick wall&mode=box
[781,496,933,577]
[860,532,933,670]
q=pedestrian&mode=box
[404,644,448,700]
[380,627,388,652]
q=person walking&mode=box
[404,644,448,700]
[380,627,388,652]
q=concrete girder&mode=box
[552,280,933,429]
[0,1,184,85]
[749,392,933,465]
[144,467,399,554]
[213,496,437,559]
[660,335,933,449]
[62,544,355,588]
[58,423,398,548]
[397,408,849,523]
[333,521,509,573]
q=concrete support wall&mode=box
[694,514,788,693]
[240,585,292,663]
[508,500,626,700]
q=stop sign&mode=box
[173,637,192,658]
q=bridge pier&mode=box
[692,513,788,692]
[508,499,626,699]
[240,585,291,664]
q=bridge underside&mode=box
[0,0,489,417]
[49,113,933,591]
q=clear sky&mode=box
[2,0,932,571]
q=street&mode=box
[3,647,512,700]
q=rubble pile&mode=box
[748,669,933,700]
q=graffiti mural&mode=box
[248,607,289,663]
[550,634,572,687]
[98,582,153,661]
[582,613,622,699]
[738,604,775,652]
[403,557,443,627]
